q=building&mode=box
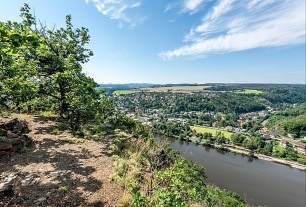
[279,139,289,148]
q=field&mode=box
[113,90,137,95]
[113,85,211,95]
[190,126,233,139]
[236,89,263,94]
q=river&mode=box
[166,138,306,207]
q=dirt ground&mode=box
[0,114,122,207]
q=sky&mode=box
[0,0,305,84]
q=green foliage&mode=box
[64,137,86,144]
[52,128,60,135]
[110,128,246,207]
[267,103,306,138]
[58,185,69,192]
[0,136,9,143]
[204,185,246,207]
[153,160,207,206]
[0,21,41,111]
[271,145,306,162]
[230,133,246,146]
[297,157,306,165]
[1,4,115,131]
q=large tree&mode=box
[1,4,114,130]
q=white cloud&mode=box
[85,0,145,28]
[130,2,141,8]
[184,0,205,12]
[160,0,305,60]
[164,3,175,12]
[247,0,275,10]
[204,0,235,21]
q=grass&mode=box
[64,137,86,144]
[113,90,137,95]
[236,89,263,94]
[58,185,69,192]
[274,145,285,154]
[190,126,233,139]
[113,85,211,95]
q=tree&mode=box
[0,21,41,111]
[230,133,246,146]
[1,4,114,130]
[215,131,226,144]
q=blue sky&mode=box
[1,0,305,84]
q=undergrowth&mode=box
[110,128,247,207]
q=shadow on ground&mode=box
[0,119,117,207]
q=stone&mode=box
[0,118,30,134]
[34,197,46,205]
[0,118,33,154]
[21,174,34,187]
[0,143,12,151]
[0,175,21,197]
[30,178,40,186]
[7,131,19,139]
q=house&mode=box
[262,133,271,140]
[287,133,294,139]
[296,145,306,155]
[279,139,289,148]
[225,126,233,131]
[138,116,148,123]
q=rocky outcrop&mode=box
[0,118,32,155]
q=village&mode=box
[113,90,306,168]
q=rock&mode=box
[0,175,21,197]
[21,174,34,187]
[0,118,18,131]
[34,197,46,205]
[0,118,33,153]
[7,131,19,139]
[0,118,30,135]
[0,151,7,156]
[30,178,40,186]
[0,143,12,151]
[11,135,33,152]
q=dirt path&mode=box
[0,114,122,207]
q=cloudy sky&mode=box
[1,0,305,84]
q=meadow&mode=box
[190,126,233,139]
[236,89,263,94]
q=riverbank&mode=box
[187,137,306,171]
[226,146,306,171]
[168,138,306,207]
[255,154,306,171]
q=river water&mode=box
[166,138,306,207]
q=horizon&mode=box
[1,0,305,84]
[98,82,306,85]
